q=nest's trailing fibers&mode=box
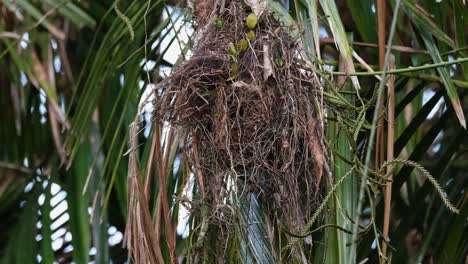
[154,0,326,239]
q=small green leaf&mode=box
[246,13,258,29]
[213,18,224,28]
[247,30,256,41]
[229,42,237,56]
[237,39,248,52]
[274,57,283,66]
[231,63,239,75]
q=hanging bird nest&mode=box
[154,0,327,246]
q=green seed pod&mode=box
[228,42,237,56]
[247,30,256,41]
[237,39,248,52]
[231,63,239,75]
[246,13,258,29]
[275,57,284,66]
[213,18,223,28]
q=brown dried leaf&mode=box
[125,121,166,264]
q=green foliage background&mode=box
[0,0,467,263]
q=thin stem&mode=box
[349,0,401,262]
[382,55,395,260]
[320,39,468,55]
[400,73,468,88]
[321,60,468,88]
[322,56,468,76]
[0,161,32,174]
[320,37,427,54]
